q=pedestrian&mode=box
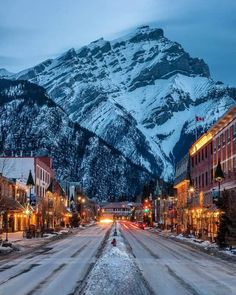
[111,238,117,246]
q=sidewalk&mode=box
[1,231,24,242]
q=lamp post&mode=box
[187,177,195,234]
[5,208,8,242]
[214,159,224,201]
[26,170,35,206]
[46,181,54,229]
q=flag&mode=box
[195,116,204,122]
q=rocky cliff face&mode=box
[9,25,236,178]
[0,79,152,201]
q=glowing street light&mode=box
[214,159,224,200]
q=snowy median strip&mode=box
[81,222,152,295]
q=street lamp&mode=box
[25,205,31,231]
[46,181,54,229]
[214,159,224,200]
[188,177,195,194]
[26,170,35,205]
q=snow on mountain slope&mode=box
[13,25,236,179]
[0,68,14,78]
[0,79,152,201]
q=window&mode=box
[211,168,213,183]
[195,155,197,165]
[195,177,198,187]
[199,175,201,187]
[205,171,208,186]
[198,152,200,163]
[214,141,216,153]
[223,162,226,174]
[234,123,236,139]
[222,133,225,147]
[228,128,231,142]
[192,157,194,168]
[234,158,236,174]
[202,149,204,161]
[202,174,204,187]
[218,137,221,150]
[228,160,231,177]
[205,146,208,158]
[210,142,213,155]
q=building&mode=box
[101,202,142,220]
[173,154,190,233]
[0,174,28,233]
[0,156,54,231]
[175,105,236,241]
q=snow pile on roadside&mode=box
[0,245,13,254]
[175,234,236,256]
[83,223,150,295]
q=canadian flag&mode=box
[195,116,204,122]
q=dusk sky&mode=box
[0,0,235,85]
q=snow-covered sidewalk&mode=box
[82,222,151,295]
[0,228,74,256]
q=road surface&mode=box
[120,221,236,295]
[0,224,110,295]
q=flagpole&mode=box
[195,116,198,141]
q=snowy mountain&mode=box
[0,79,152,201]
[13,25,236,179]
[0,68,14,78]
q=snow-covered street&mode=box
[0,223,111,295]
[120,221,236,295]
[0,221,236,295]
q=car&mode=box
[137,222,145,230]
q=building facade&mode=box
[0,157,56,232]
[175,105,236,241]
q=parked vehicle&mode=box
[137,222,145,230]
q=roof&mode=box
[0,196,25,212]
[189,105,236,155]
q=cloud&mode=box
[0,0,235,85]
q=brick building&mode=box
[175,105,236,241]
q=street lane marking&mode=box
[25,263,67,295]
[0,263,40,286]
[70,242,90,258]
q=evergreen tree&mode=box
[216,190,230,248]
